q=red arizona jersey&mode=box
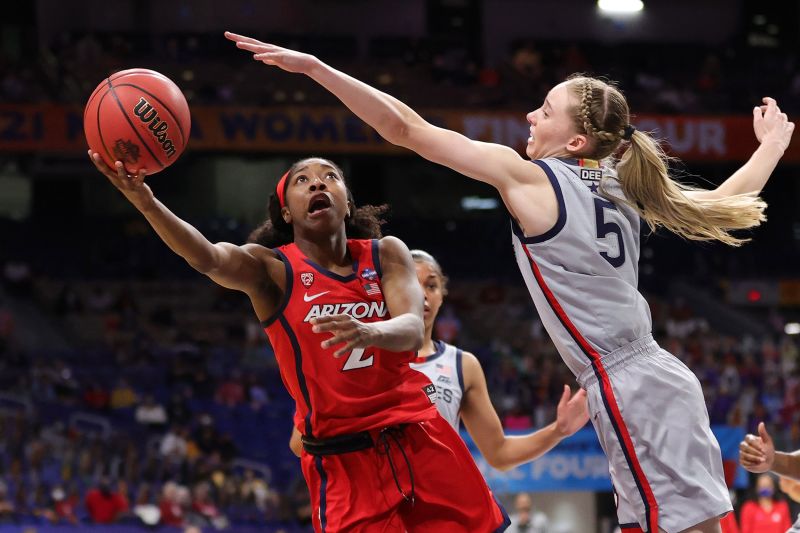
[262,239,437,438]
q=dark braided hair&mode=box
[247,157,389,248]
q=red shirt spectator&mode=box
[85,482,128,524]
[740,474,792,533]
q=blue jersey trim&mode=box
[491,493,512,532]
[315,456,328,532]
[415,339,446,363]
[279,315,315,438]
[303,258,357,282]
[510,159,567,244]
[371,239,382,279]
[260,249,293,328]
[455,348,464,393]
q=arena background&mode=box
[1,0,799,531]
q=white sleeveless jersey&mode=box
[512,158,652,377]
[410,340,464,430]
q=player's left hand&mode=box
[311,314,379,357]
[554,385,589,438]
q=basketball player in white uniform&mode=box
[291,249,590,471]
[229,32,795,533]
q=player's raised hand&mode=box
[753,97,795,152]
[739,421,775,473]
[554,385,589,438]
[88,150,153,209]
[311,314,379,357]
[224,32,318,74]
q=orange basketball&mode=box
[84,68,190,175]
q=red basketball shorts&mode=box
[300,414,510,532]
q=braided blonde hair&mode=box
[567,75,766,246]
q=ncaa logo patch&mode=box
[360,267,378,281]
[300,272,314,288]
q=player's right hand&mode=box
[224,32,318,75]
[753,97,795,153]
[739,421,775,473]
[89,150,154,209]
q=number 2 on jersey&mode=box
[593,198,626,267]
[342,347,374,371]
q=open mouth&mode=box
[308,193,332,215]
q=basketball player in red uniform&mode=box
[88,152,509,532]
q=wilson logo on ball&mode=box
[133,97,178,158]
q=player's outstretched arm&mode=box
[224,32,538,193]
[311,236,424,356]
[686,98,794,201]
[89,151,269,293]
[460,353,589,472]
[739,422,800,480]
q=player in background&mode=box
[227,31,794,533]
[88,153,509,533]
[290,249,589,471]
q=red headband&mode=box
[276,170,290,208]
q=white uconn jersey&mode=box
[410,340,463,430]
[512,158,652,377]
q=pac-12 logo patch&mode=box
[360,267,378,281]
[300,272,314,288]
[422,384,437,404]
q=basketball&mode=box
[84,68,190,175]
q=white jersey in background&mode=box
[410,340,464,430]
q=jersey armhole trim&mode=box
[261,248,293,328]
[511,159,567,244]
[456,348,464,393]
[371,239,383,279]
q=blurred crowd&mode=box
[3,30,800,114]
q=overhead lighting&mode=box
[785,323,800,335]
[598,0,644,14]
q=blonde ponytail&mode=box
[612,131,766,246]
[568,75,767,247]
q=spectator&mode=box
[135,395,168,429]
[159,481,184,527]
[215,370,245,407]
[0,481,14,523]
[739,473,791,533]
[160,425,189,463]
[85,477,129,524]
[83,381,110,410]
[110,378,138,409]
[190,481,228,529]
[507,492,549,533]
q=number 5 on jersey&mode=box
[593,198,626,267]
[342,347,374,371]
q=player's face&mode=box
[284,159,350,233]
[415,261,444,330]
[525,82,585,160]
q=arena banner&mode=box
[1,104,796,162]
[461,425,747,493]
